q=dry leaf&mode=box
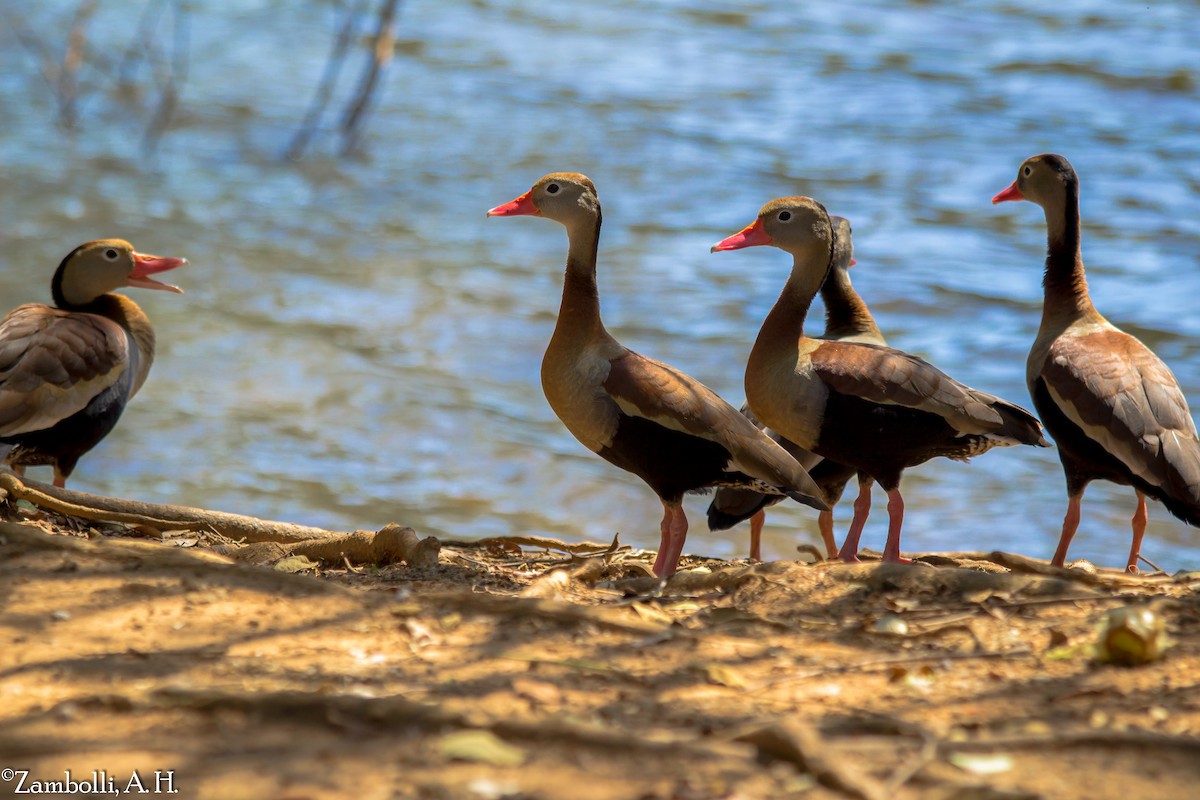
[512,678,562,706]
[437,730,526,767]
[274,555,320,573]
[630,602,674,625]
[703,663,748,689]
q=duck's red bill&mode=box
[487,191,539,217]
[711,219,773,252]
[129,251,186,294]
[991,181,1024,204]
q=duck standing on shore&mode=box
[713,196,1049,563]
[488,173,828,576]
[993,153,1200,572]
[708,216,884,561]
[0,239,186,486]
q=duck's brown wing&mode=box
[603,349,826,503]
[0,304,129,436]
[811,340,1047,445]
[1040,330,1200,502]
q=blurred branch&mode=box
[2,0,98,128]
[287,0,403,160]
[285,0,369,161]
[118,0,169,87]
[141,0,189,155]
[6,1,394,161]
[59,0,99,127]
[2,13,60,96]
[339,0,403,156]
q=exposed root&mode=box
[0,472,436,566]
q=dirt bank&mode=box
[2,503,1199,800]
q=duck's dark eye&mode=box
[1022,165,1032,178]
[778,210,792,222]
[104,248,119,260]
[546,183,560,194]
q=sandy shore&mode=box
[1,503,1199,800]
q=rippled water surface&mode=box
[2,1,1198,568]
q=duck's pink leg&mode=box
[748,509,765,561]
[653,500,688,577]
[1125,491,1148,574]
[818,510,838,559]
[881,488,911,564]
[1051,492,1083,567]
[837,480,873,563]
[653,502,673,576]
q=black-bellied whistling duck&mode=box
[993,153,1200,573]
[0,239,186,487]
[708,216,884,561]
[487,173,828,577]
[713,197,1049,563]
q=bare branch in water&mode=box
[141,0,190,155]
[1,2,97,128]
[58,0,100,127]
[285,0,370,161]
[5,0,393,159]
[118,0,170,89]
[1,12,62,94]
[339,0,403,156]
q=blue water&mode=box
[1,1,1198,570]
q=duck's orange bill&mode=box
[991,181,1024,204]
[710,219,772,252]
[487,191,539,217]
[129,251,186,294]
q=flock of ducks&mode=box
[487,153,1200,576]
[3,154,1198,579]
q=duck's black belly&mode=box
[813,392,979,489]
[1031,378,1134,493]
[598,414,750,503]
[1,381,130,478]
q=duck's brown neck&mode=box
[552,208,607,344]
[80,294,157,392]
[1041,183,1095,322]
[752,248,830,363]
[821,267,881,341]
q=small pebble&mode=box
[871,613,908,635]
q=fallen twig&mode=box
[734,720,887,800]
[520,557,610,597]
[755,647,1036,692]
[417,589,668,635]
[942,728,1200,753]
[445,533,626,557]
[984,551,1170,588]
